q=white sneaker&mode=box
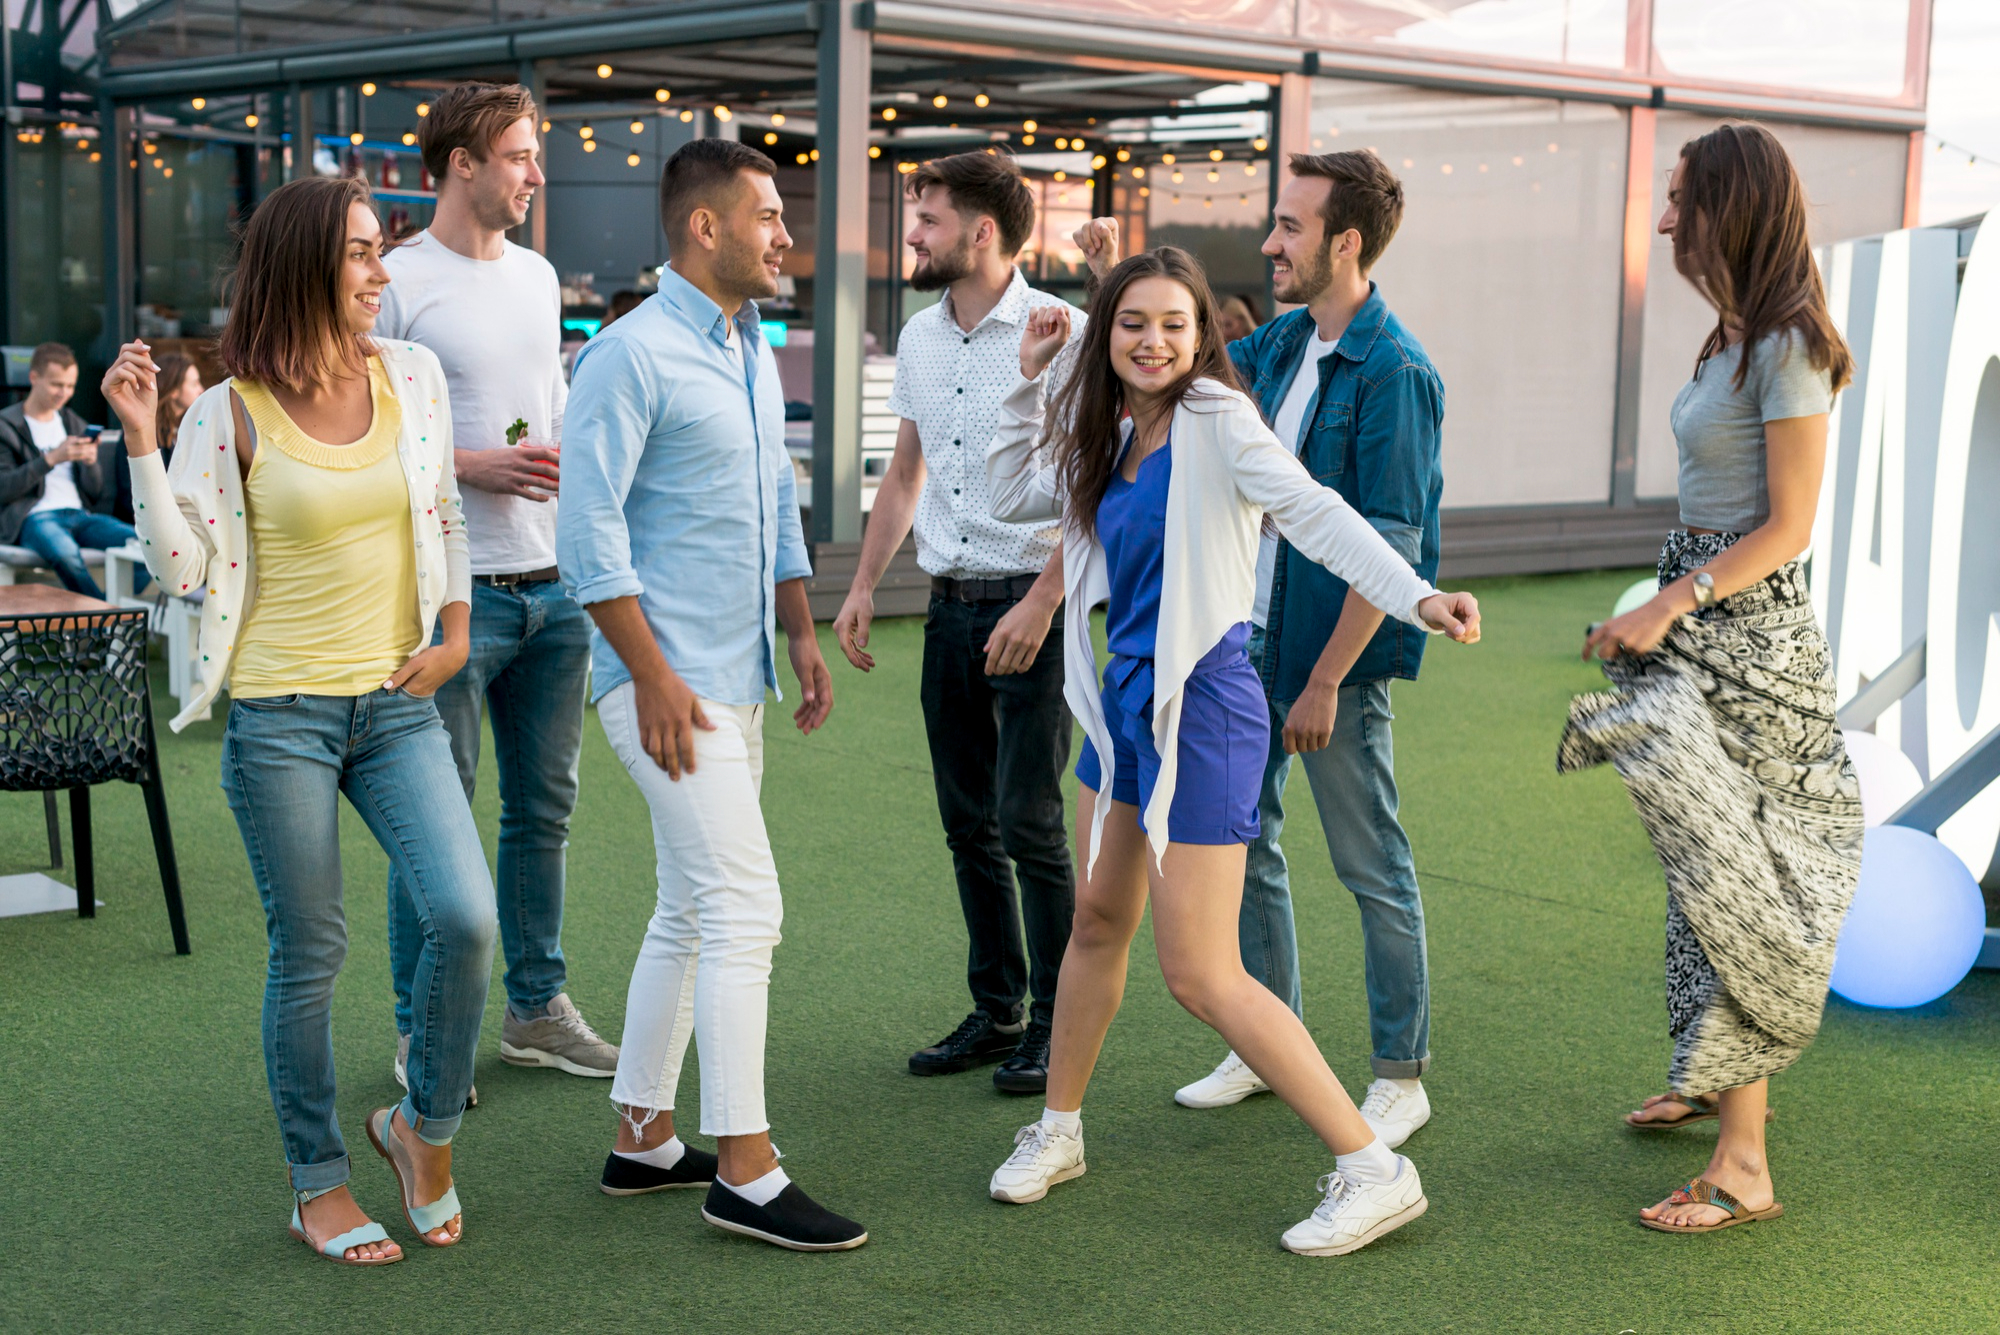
[1174,1051,1272,1109]
[1281,1158,1428,1256]
[1357,1078,1430,1149]
[394,1033,478,1108]
[988,1122,1087,1204]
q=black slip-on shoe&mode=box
[600,1146,719,1195]
[992,1018,1052,1095]
[701,1181,868,1251]
[909,1011,1023,1076]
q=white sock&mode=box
[721,1165,791,1207]
[613,1135,686,1170]
[1335,1137,1400,1186]
[1384,1077,1422,1096]
[1041,1106,1082,1139]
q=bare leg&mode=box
[1639,1080,1775,1227]
[616,1104,679,1153]
[1147,841,1375,1156]
[1044,786,1152,1113]
[717,1132,780,1187]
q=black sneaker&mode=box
[992,1018,1052,1095]
[599,1145,720,1196]
[908,1011,1023,1076]
[701,1180,868,1251]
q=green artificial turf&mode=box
[3,569,1996,1333]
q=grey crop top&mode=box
[1670,329,1834,534]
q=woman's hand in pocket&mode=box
[384,638,468,698]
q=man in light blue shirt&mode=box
[557,137,865,1252]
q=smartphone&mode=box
[99,428,123,448]
[85,424,104,440]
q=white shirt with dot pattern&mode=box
[885,267,1085,579]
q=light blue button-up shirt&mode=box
[558,264,812,707]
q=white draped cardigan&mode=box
[986,372,1438,868]
[127,340,470,732]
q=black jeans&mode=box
[920,593,1075,1028]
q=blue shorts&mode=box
[1076,650,1267,845]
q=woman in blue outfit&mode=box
[982,247,1480,1256]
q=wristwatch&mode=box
[1691,571,1717,609]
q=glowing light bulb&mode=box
[361,82,377,96]
[627,153,641,166]
[416,102,430,117]
[1252,137,1268,152]
[679,110,693,122]
[932,94,948,108]
[882,107,897,121]
[631,120,645,134]
[714,106,732,121]
[402,132,417,146]
[764,132,778,145]
[191,97,206,110]
[1115,147,1130,161]
[1022,119,1037,133]
[1208,148,1223,161]
[1053,170,1066,182]
[656,89,671,103]
[597,64,613,78]
[974,93,990,108]
[771,113,786,126]
[868,144,881,159]
[243,115,258,128]
[583,140,596,153]
[1161,152,1175,164]
[349,132,363,145]
[579,125,593,140]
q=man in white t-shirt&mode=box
[376,81,617,1096]
[0,342,145,598]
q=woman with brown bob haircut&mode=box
[1563,122,1862,1233]
[982,246,1481,1256]
[101,175,495,1266]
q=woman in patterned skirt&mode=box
[1559,122,1862,1234]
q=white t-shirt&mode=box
[1252,328,1341,627]
[378,231,567,574]
[27,411,82,513]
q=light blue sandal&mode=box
[365,1106,463,1247]
[288,1190,400,1266]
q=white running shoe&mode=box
[1174,1050,1272,1109]
[1357,1078,1430,1149]
[1281,1158,1428,1256]
[989,1122,1087,1204]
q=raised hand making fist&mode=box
[1020,306,1072,381]
[100,340,162,454]
[1072,217,1122,278]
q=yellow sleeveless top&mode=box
[229,357,421,698]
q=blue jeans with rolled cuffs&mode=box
[388,579,591,1033]
[1241,629,1431,1079]
[222,688,495,1194]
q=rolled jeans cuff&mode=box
[400,1093,461,1147]
[1371,1053,1430,1080]
[288,1153,351,1195]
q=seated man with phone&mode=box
[0,341,147,598]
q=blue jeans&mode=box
[222,689,496,1193]
[17,508,148,599]
[1242,629,1431,1079]
[388,579,591,1032]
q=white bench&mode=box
[101,544,203,704]
[0,542,111,586]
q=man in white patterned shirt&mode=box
[834,151,1084,1095]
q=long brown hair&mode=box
[1671,122,1853,393]
[218,176,379,392]
[150,352,196,457]
[1047,247,1243,539]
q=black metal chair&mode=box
[0,595,189,954]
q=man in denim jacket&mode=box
[1078,150,1442,1147]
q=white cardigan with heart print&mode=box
[128,340,470,732]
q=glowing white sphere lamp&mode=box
[1612,577,1656,617]
[1829,825,1986,1008]
[1840,729,1924,826]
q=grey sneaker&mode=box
[500,993,619,1077]
[394,1032,478,1108]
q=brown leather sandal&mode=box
[1625,1092,1776,1130]
[1640,1177,1784,1233]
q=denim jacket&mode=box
[1228,284,1443,701]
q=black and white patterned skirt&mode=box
[1559,532,1863,1093]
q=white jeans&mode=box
[600,683,783,1137]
